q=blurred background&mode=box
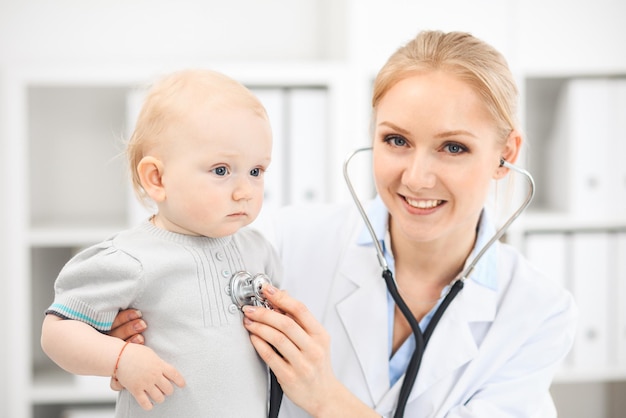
[1,0,625,417]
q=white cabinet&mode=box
[522,75,626,416]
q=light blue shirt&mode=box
[356,196,499,386]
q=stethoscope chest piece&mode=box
[229,271,272,309]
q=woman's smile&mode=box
[403,197,444,209]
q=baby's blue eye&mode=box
[250,168,261,177]
[213,166,229,176]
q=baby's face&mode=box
[154,105,272,238]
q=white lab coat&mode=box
[271,202,577,418]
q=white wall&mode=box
[0,0,344,65]
[2,0,625,77]
[516,0,626,74]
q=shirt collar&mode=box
[356,195,498,290]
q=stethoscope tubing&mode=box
[383,269,465,417]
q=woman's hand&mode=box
[242,285,377,418]
[108,309,146,344]
[107,309,147,391]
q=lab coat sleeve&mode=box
[444,284,578,417]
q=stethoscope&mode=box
[228,271,284,418]
[342,147,535,417]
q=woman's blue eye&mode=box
[250,168,261,177]
[444,143,466,154]
[385,135,407,147]
[212,166,228,176]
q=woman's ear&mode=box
[494,130,522,179]
[137,156,166,202]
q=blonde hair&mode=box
[127,69,268,204]
[372,30,518,141]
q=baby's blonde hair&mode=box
[127,69,268,205]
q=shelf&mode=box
[554,368,626,384]
[29,225,125,248]
[523,212,626,234]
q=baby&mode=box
[41,69,281,417]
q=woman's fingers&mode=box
[108,309,146,343]
[247,332,291,377]
[262,285,326,339]
[243,286,331,379]
[243,306,302,364]
[244,288,336,415]
[243,303,313,356]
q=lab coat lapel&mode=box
[335,240,391,405]
[377,280,497,411]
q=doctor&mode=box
[241,29,577,417]
[112,30,577,417]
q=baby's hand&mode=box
[114,343,186,410]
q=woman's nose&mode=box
[402,153,436,191]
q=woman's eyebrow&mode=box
[434,129,477,139]
[378,121,477,140]
[377,121,411,135]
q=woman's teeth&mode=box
[405,198,442,209]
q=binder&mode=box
[286,88,328,205]
[610,80,626,215]
[569,232,610,371]
[547,79,611,218]
[616,232,626,368]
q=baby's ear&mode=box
[494,130,522,179]
[137,156,166,202]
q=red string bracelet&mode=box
[113,340,131,381]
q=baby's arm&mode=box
[41,314,185,410]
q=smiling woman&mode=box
[372,70,519,268]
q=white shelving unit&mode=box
[522,75,626,415]
[2,1,626,417]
